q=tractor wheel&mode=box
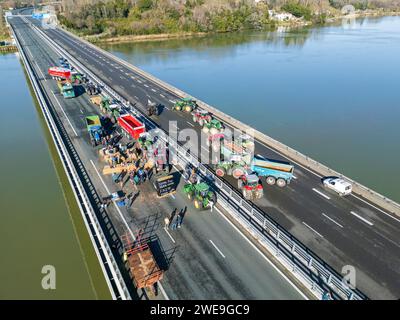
[198,119,204,127]
[194,199,203,210]
[232,167,245,179]
[175,106,181,111]
[277,178,287,188]
[266,176,276,185]
[255,189,263,199]
[215,167,225,177]
[187,192,193,200]
[202,126,209,134]
[185,106,192,112]
[243,189,253,201]
[192,116,197,123]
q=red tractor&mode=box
[238,174,263,201]
[192,109,212,127]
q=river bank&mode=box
[80,8,400,44]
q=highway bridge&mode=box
[8,9,400,299]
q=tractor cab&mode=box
[238,174,263,201]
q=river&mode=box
[0,53,110,299]
[101,16,400,203]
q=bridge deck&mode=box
[10,16,305,300]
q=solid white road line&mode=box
[350,194,400,224]
[160,94,165,98]
[164,227,176,243]
[186,121,195,127]
[50,92,78,136]
[144,84,149,88]
[214,207,308,300]
[151,88,156,92]
[312,188,331,200]
[169,99,175,104]
[322,213,343,228]
[209,240,226,258]
[302,222,324,238]
[89,160,170,300]
[350,211,374,226]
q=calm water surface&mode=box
[102,16,400,202]
[0,53,99,299]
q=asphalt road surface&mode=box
[10,16,306,300]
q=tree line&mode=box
[56,0,400,37]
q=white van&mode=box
[323,177,352,196]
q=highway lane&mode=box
[24,21,400,298]
[11,16,305,300]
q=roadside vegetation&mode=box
[50,0,400,40]
[0,5,10,41]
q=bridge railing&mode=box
[10,18,131,300]
[31,20,368,300]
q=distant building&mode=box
[268,10,297,21]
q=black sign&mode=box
[155,174,176,198]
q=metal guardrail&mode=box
[30,20,368,300]
[58,25,400,217]
[10,18,131,300]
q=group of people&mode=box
[164,208,186,230]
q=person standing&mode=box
[164,217,170,229]
[177,209,185,228]
[170,215,178,230]
[209,199,214,212]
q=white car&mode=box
[322,177,352,196]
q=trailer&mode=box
[251,156,294,187]
[57,80,75,99]
[122,231,163,293]
[118,114,146,140]
[85,115,103,146]
[48,66,71,80]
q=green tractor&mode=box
[137,133,153,149]
[100,97,120,123]
[183,182,216,210]
[173,97,197,112]
[202,119,224,135]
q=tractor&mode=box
[192,109,212,126]
[202,119,224,135]
[238,174,263,201]
[137,132,154,149]
[100,97,121,123]
[173,98,197,112]
[183,182,216,210]
[146,100,158,117]
[85,82,100,96]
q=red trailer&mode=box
[48,67,71,79]
[118,114,146,140]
